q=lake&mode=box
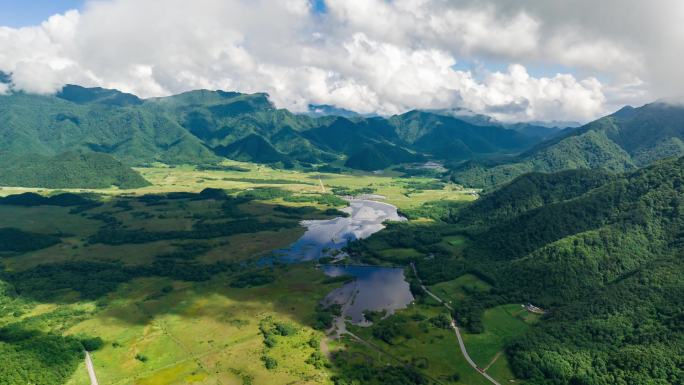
[278,199,414,332]
[277,199,405,262]
[322,265,414,330]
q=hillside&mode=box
[0,89,217,165]
[451,158,684,384]
[0,85,545,172]
[214,134,287,164]
[389,111,536,160]
[451,102,684,188]
[344,142,425,171]
[0,151,150,189]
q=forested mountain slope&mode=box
[0,91,216,165]
[452,102,684,188]
[451,157,684,384]
[0,85,543,172]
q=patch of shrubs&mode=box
[429,313,452,329]
[80,336,104,351]
[261,355,278,370]
[229,270,275,288]
[135,354,148,363]
[313,304,342,330]
[0,228,60,253]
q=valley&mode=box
[0,163,494,385]
[0,93,683,384]
[2,156,682,385]
[1,3,682,385]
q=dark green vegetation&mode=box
[0,151,149,189]
[2,83,684,384]
[0,186,347,384]
[0,228,60,253]
[350,157,684,385]
[0,325,86,385]
[0,85,542,176]
[0,192,97,207]
[452,102,684,188]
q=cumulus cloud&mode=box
[0,0,679,122]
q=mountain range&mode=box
[3,84,684,190]
[451,102,684,188]
[0,85,543,180]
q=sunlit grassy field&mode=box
[0,192,342,384]
[429,274,492,303]
[62,265,338,385]
[461,304,541,383]
[0,162,484,384]
[345,303,493,385]
[0,160,477,210]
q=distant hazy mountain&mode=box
[0,84,547,172]
[389,110,536,160]
[451,102,684,188]
[426,107,567,141]
[527,119,582,128]
[306,104,363,118]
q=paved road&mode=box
[85,351,99,385]
[410,263,501,385]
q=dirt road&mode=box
[85,351,99,385]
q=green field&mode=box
[0,160,477,210]
[0,186,348,384]
[0,164,482,385]
[429,274,492,303]
[461,304,541,382]
[62,265,338,385]
[343,304,493,385]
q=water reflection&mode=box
[274,198,414,333]
[322,265,414,326]
[277,199,405,262]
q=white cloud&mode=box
[0,0,679,122]
[452,65,606,122]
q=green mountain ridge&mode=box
[449,157,684,384]
[0,84,544,173]
[452,102,684,188]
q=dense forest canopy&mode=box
[346,156,684,385]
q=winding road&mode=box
[410,263,501,385]
[85,351,99,385]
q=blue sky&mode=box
[0,0,327,27]
[0,0,668,122]
[0,0,83,27]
